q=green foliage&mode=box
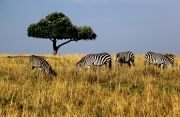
[28,12,72,39]
[76,26,96,40]
[27,12,97,40]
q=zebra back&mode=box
[144,51,161,64]
[76,52,112,69]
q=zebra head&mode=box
[76,57,86,69]
[49,67,57,76]
[164,55,174,67]
[29,55,36,62]
[41,66,57,76]
[115,55,120,66]
[29,55,39,69]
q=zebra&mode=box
[144,51,173,68]
[76,52,112,69]
[29,55,57,76]
[115,51,135,67]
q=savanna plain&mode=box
[0,54,180,117]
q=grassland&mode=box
[0,54,180,117]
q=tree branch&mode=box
[57,39,74,49]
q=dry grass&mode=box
[0,54,180,117]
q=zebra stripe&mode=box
[144,51,173,68]
[76,52,112,69]
[29,55,57,75]
[115,51,135,67]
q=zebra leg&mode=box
[88,65,91,70]
[160,64,164,69]
[128,62,131,67]
[105,61,111,69]
[131,60,135,66]
[157,63,163,68]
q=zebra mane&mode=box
[164,55,174,63]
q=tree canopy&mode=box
[28,12,72,39]
[27,12,97,55]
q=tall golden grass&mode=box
[0,54,180,117]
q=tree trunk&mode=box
[52,39,58,55]
[53,49,58,55]
[51,38,74,55]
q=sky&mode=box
[0,0,180,55]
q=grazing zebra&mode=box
[76,52,112,69]
[29,55,57,75]
[115,51,135,67]
[144,51,173,68]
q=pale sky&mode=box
[0,0,180,55]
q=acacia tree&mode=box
[27,12,97,55]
